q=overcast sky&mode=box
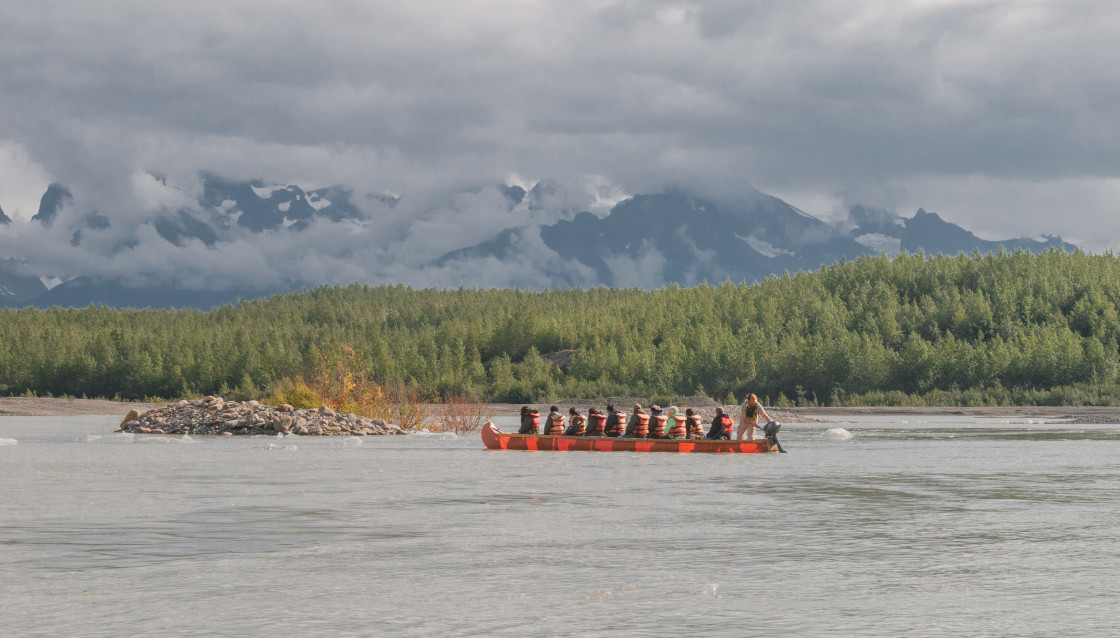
[2,0,1120,252]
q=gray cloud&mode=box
[2,0,1119,281]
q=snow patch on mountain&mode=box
[855,233,902,255]
[740,233,794,258]
[586,176,630,214]
[251,184,285,199]
[39,276,63,290]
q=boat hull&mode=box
[480,422,774,453]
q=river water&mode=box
[1,414,1118,637]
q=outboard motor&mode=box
[762,420,786,453]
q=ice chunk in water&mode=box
[0,438,17,446]
[821,427,854,440]
[410,429,457,439]
[254,443,298,451]
[130,433,191,444]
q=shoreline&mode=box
[3,397,1120,424]
[0,397,162,417]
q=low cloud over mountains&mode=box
[0,173,1075,309]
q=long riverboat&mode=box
[480,422,776,454]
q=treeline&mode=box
[5,248,1120,406]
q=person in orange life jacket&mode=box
[737,393,773,442]
[601,404,625,437]
[684,408,704,439]
[646,404,668,438]
[623,403,649,437]
[518,406,540,434]
[584,407,607,436]
[665,406,689,438]
[564,407,586,436]
[544,405,566,435]
[705,406,734,440]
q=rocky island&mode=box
[118,396,405,436]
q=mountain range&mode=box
[438,188,1073,288]
[0,175,1076,309]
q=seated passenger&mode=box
[585,407,607,436]
[684,408,704,439]
[624,403,650,438]
[647,404,667,439]
[705,407,734,440]
[544,405,566,435]
[603,404,625,437]
[564,407,586,436]
[665,406,688,438]
[519,406,540,434]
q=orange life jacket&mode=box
[522,412,540,433]
[633,413,650,438]
[717,415,734,437]
[546,415,565,435]
[605,412,625,436]
[650,414,668,438]
[567,414,585,436]
[588,413,607,435]
[667,414,688,438]
[685,416,703,439]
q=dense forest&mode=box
[4,249,1120,406]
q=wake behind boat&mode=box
[480,422,777,453]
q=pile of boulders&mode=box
[118,396,406,436]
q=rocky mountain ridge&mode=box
[438,189,1075,289]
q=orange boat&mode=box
[480,422,777,454]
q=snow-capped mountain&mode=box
[0,174,375,308]
[436,190,1076,288]
[194,173,370,235]
[0,176,1079,309]
[148,173,371,246]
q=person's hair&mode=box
[569,407,577,415]
[667,405,679,414]
[607,404,615,411]
[550,405,559,412]
[521,406,529,413]
[715,407,724,414]
[633,403,641,410]
[685,408,694,416]
[747,393,758,403]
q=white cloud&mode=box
[0,142,51,221]
[604,240,668,288]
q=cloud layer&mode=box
[2,0,1119,270]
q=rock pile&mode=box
[118,396,406,436]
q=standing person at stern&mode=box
[737,393,773,442]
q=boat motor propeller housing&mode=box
[762,420,786,453]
